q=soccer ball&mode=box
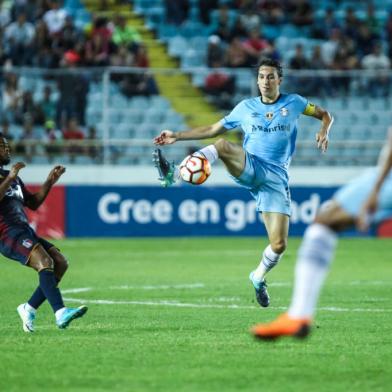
[179,153,211,185]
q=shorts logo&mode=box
[22,239,33,249]
[265,112,273,120]
[280,108,289,116]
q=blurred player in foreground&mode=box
[0,134,87,332]
[153,58,333,307]
[251,129,392,340]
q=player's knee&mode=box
[214,138,231,158]
[32,255,54,272]
[271,239,287,254]
[54,254,69,280]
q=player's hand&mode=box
[316,132,329,153]
[8,162,26,180]
[357,191,378,232]
[153,130,177,145]
[47,165,66,185]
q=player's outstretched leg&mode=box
[251,313,311,340]
[56,305,88,329]
[17,303,36,333]
[152,148,177,187]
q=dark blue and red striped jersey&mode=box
[0,168,32,227]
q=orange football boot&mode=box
[251,313,311,340]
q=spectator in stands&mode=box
[0,119,14,143]
[230,16,249,40]
[289,44,310,95]
[207,35,225,68]
[119,71,159,98]
[364,3,381,38]
[56,15,82,52]
[43,0,68,35]
[57,50,89,126]
[42,119,62,162]
[355,22,378,58]
[62,117,85,162]
[112,14,141,53]
[321,28,341,67]
[16,91,43,125]
[110,44,134,67]
[198,0,218,25]
[289,43,309,70]
[239,6,261,32]
[10,0,37,22]
[308,45,330,96]
[165,0,189,25]
[203,65,236,109]
[258,0,285,25]
[386,15,392,62]
[85,32,110,66]
[330,39,359,95]
[2,73,21,123]
[312,7,340,40]
[242,28,270,66]
[16,115,36,162]
[4,12,35,65]
[361,43,391,97]
[89,16,113,50]
[38,86,57,123]
[86,125,102,163]
[32,19,58,68]
[287,0,313,27]
[342,7,359,40]
[225,37,251,68]
[134,43,150,67]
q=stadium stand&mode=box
[0,0,391,165]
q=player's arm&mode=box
[358,129,392,231]
[303,103,334,153]
[153,121,226,145]
[24,165,66,210]
[0,162,26,202]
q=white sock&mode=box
[25,303,36,314]
[253,244,283,282]
[288,223,338,319]
[55,307,67,320]
[198,145,219,165]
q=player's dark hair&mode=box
[258,58,283,78]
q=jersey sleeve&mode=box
[292,94,309,115]
[220,101,245,130]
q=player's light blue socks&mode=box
[38,269,65,313]
[288,223,337,319]
[198,145,219,164]
[252,244,283,282]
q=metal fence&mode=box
[0,67,390,166]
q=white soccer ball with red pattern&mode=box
[179,153,211,185]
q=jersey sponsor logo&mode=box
[22,239,33,249]
[265,112,273,120]
[251,123,290,133]
[5,183,24,200]
[280,108,289,117]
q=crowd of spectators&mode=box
[0,0,159,162]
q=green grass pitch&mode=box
[0,237,391,392]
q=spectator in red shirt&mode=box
[63,117,84,162]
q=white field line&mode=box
[109,283,205,290]
[63,297,392,313]
[62,287,92,294]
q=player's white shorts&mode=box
[334,168,392,223]
[230,151,291,216]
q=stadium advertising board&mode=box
[66,186,340,237]
[26,185,65,239]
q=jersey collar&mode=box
[260,94,281,105]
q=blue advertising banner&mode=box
[66,185,339,237]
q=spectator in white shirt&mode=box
[43,0,68,35]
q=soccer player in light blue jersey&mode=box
[252,128,392,339]
[153,58,333,307]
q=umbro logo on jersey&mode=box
[265,112,273,120]
[22,239,33,249]
[251,112,261,117]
